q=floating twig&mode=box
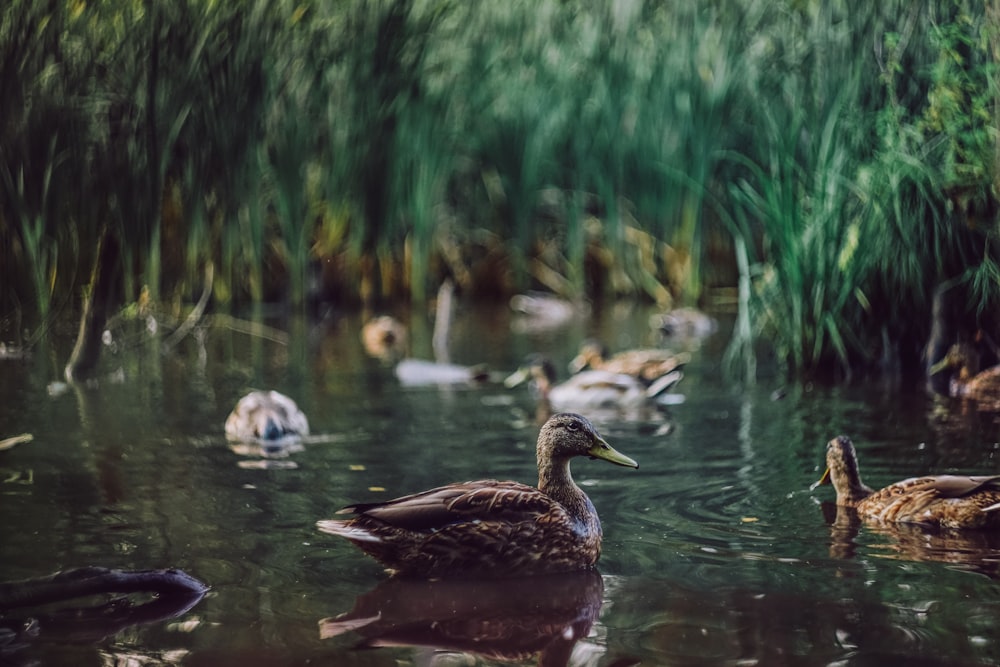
[0,433,33,452]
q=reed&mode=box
[1,0,997,382]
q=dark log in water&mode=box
[0,566,209,609]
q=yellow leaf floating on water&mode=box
[349,464,366,471]
[368,486,386,492]
[741,516,760,523]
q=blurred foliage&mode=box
[1,0,998,378]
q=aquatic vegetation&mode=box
[1,0,997,380]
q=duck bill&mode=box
[927,357,951,376]
[588,437,639,469]
[504,367,530,388]
[809,467,831,491]
[568,354,588,374]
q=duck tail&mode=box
[645,370,683,397]
[316,520,383,543]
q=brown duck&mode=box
[361,315,408,361]
[316,413,638,577]
[569,339,688,384]
[813,435,1000,529]
[929,342,1000,406]
[225,390,309,444]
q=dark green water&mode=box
[2,302,1000,666]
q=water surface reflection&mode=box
[321,571,606,666]
[2,304,1000,666]
[822,502,1000,578]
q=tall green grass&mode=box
[1,0,997,380]
[724,1,871,376]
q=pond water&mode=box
[2,300,1000,666]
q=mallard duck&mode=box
[812,435,1000,529]
[650,307,717,340]
[316,413,637,577]
[225,390,309,444]
[929,342,1000,406]
[569,339,689,383]
[509,293,583,333]
[361,315,408,360]
[506,354,682,413]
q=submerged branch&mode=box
[162,262,214,352]
[208,314,290,345]
[65,227,123,383]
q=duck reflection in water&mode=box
[319,571,615,667]
[821,502,1000,578]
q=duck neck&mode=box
[835,468,874,507]
[538,455,590,519]
[533,371,553,400]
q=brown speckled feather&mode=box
[932,343,1000,407]
[960,366,1000,405]
[817,435,1000,529]
[339,480,562,531]
[571,340,688,382]
[351,498,594,576]
[855,475,1000,528]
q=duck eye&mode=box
[566,421,579,432]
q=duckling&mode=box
[812,435,1000,529]
[225,390,309,444]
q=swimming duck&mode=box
[506,354,682,414]
[316,412,637,577]
[650,307,717,340]
[509,293,583,333]
[361,315,408,360]
[394,358,493,387]
[225,390,309,444]
[929,342,1000,406]
[813,435,1000,529]
[569,339,689,383]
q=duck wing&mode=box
[549,370,649,409]
[603,350,689,380]
[861,475,1000,527]
[339,480,557,531]
[901,475,1000,498]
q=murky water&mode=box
[2,301,1000,666]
